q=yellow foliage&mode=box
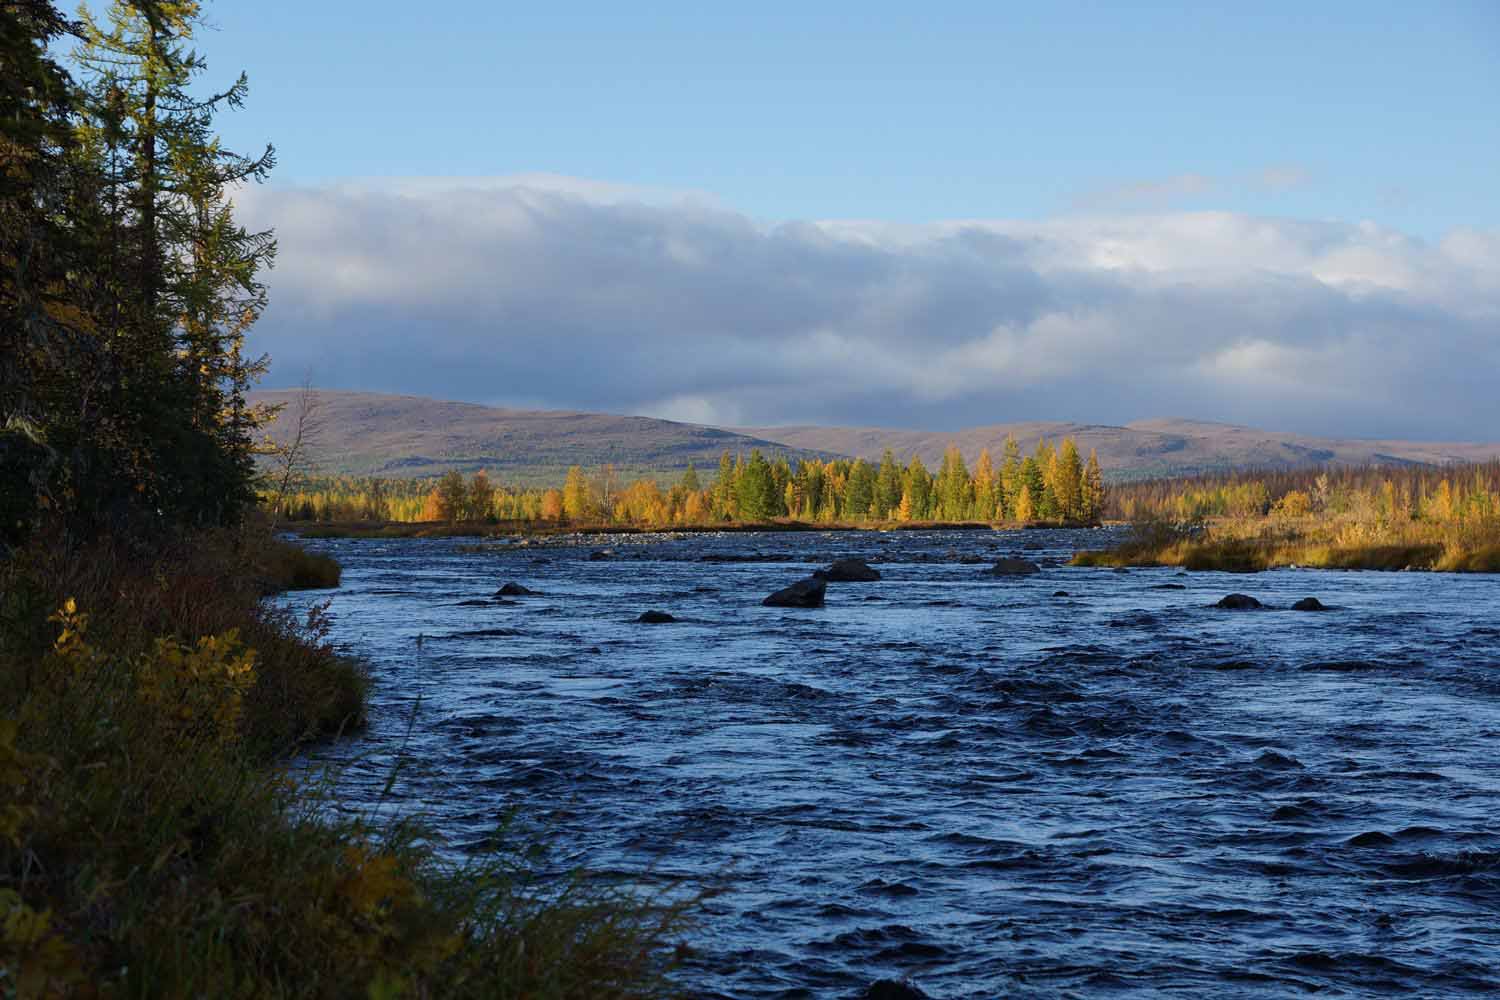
[309,843,462,989]
[136,629,258,746]
[46,598,100,681]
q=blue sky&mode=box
[106,1,1500,438]
[191,1,1497,235]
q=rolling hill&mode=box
[248,389,841,484]
[252,389,1500,485]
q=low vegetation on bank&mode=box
[1,529,694,997]
[1072,462,1500,573]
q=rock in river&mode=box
[636,610,677,624]
[494,582,540,597]
[1215,593,1262,610]
[989,557,1040,576]
[864,980,929,1000]
[1292,597,1329,611]
[823,558,881,582]
[762,576,827,608]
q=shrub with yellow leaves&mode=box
[135,629,257,747]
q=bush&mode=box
[257,537,343,591]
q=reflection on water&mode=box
[280,529,1500,998]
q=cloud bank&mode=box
[236,178,1500,439]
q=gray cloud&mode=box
[236,179,1500,439]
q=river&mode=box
[279,528,1500,998]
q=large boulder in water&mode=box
[863,980,929,1000]
[989,557,1040,576]
[762,576,827,608]
[1292,597,1328,611]
[494,582,540,597]
[635,610,676,623]
[1215,593,1262,610]
[824,558,880,582]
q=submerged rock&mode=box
[864,980,929,1000]
[1052,590,1070,597]
[494,582,540,597]
[635,610,676,624]
[1215,593,1262,610]
[1151,583,1187,590]
[588,549,613,561]
[762,576,827,608]
[1292,597,1329,611]
[823,558,881,582]
[989,557,1040,576]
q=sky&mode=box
[154,1,1500,437]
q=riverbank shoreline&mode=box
[289,517,1111,540]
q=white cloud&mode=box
[237,176,1500,439]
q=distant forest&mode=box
[266,435,1106,526]
[1107,461,1500,525]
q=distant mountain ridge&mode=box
[741,417,1500,481]
[248,390,840,484]
[251,389,1500,484]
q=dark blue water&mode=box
[280,528,1500,998]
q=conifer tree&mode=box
[1,0,79,541]
[712,451,735,519]
[679,462,700,493]
[972,448,998,521]
[1054,437,1084,522]
[1082,448,1104,522]
[845,458,875,519]
[735,449,776,521]
[999,435,1022,517]
[70,0,276,525]
[769,455,792,516]
[895,488,913,522]
[935,444,973,521]
[1014,483,1035,522]
[874,449,902,518]
[905,456,932,520]
[1032,440,1060,520]
[562,465,591,520]
[1019,456,1046,520]
[800,461,826,519]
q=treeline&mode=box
[1105,461,1500,526]
[267,436,1108,526]
[1077,460,1500,573]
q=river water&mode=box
[280,528,1500,998]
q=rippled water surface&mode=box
[282,529,1500,998]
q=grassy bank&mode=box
[1071,517,1500,573]
[1,528,693,997]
